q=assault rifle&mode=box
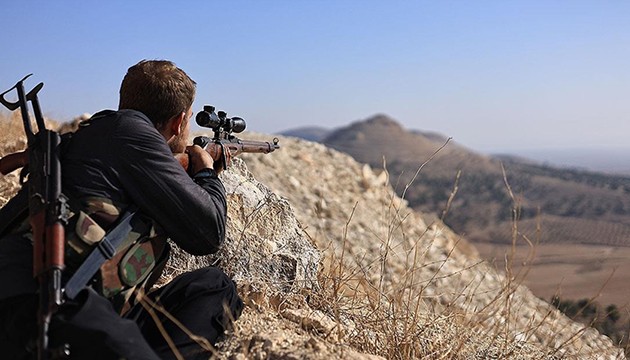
[0,75,69,359]
[175,105,280,172]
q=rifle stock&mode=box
[175,136,280,173]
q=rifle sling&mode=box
[64,206,139,300]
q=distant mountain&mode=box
[279,126,332,142]
[320,114,630,246]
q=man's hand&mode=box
[186,145,215,175]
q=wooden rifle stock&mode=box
[175,136,280,173]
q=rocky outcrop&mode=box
[0,115,625,358]
[162,157,321,294]
[235,132,625,359]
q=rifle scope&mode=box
[196,105,246,134]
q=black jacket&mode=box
[62,109,227,255]
[0,109,227,300]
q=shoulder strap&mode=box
[64,206,141,300]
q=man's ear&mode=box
[169,112,186,136]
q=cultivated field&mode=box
[476,242,630,313]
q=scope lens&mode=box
[231,117,246,133]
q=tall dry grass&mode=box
[0,110,28,156]
[297,160,549,358]
[0,111,28,204]
[0,112,624,359]
[271,140,624,359]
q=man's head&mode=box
[119,60,196,152]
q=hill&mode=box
[238,132,624,358]
[0,112,624,358]
[317,114,630,247]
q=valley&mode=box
[283,114,630,321]
[476,242,630,311]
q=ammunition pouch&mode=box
[64,197,168,313]
[1,191,168,313]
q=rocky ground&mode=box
[0,113,625,359]
[215,131,625,359]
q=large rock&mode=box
[162,157,321,294]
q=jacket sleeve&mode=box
[113,113,227,255]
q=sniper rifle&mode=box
[2,105,281,176]
[175,105,280,172]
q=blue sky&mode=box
[1,1,629,154]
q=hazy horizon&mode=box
[500,147,630,175]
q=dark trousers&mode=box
[0,267,243,360]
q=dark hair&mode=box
[118,60,196,129]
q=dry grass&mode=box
[220,138,597,359]
[283,160,553,359]
[0,113,623,359]
[0,110,28,156]
[0,111,28,204]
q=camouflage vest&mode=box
[64,196,169,313]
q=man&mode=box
[0,60,243,359]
